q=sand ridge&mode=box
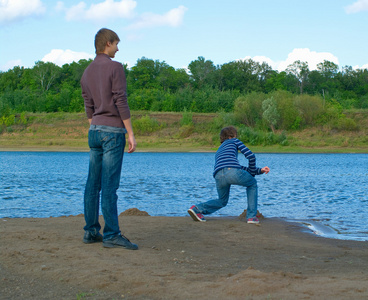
[1,211,367,299]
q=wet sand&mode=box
[1,211,368,299]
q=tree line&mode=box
[0,56,367,131]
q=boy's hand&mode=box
[261,166,270,174]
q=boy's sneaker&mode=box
[247,217,259,224]
[188,205,206,222]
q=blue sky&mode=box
[1,0,368,72]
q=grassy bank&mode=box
[0,110,367,153]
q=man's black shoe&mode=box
[103,234,138,250]
[83,231,103,244]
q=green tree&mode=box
[156,65,189,91]
[188,56,217,89]
[60,59,92,89]
[286,60,309,94]
[317,60,339,79]
[262,96,280,132]
[128,57,160,90]
[304,60,340,99]
[33,61,61,93]
[0,66,30,92]
[220,59,262,93]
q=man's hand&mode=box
[127,134,137,153]
[261,166,270,174]
[122,118,136,153]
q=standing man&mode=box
[81,28,138,250]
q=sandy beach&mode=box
[1,210,367,300]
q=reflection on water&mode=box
[1,152,367,241]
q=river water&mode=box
[1,152,367,241]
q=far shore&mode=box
[1,110,367,156]
[1,145,368,153]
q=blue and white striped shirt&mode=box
[213,138,262,177]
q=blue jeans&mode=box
[84,125,127,240]
[196,168,258,219]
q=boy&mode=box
[81,28,138,250]
[188,126,270,224]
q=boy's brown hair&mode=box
[220,126,238,143]
[94,28,120,54]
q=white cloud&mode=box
[1,59,22,71]
[345,0,368,14]
[60,1,187,29]
[62,0,136,22]
[41,49,94,66]
[241,55,278,70]
[0,0,46,23]
[127,5,187,30]
[55,1,64,12]
[123,60,134,69]
[353,63,368,70]
[277,48,339,71]
[242,48,339,72]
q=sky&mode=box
[1,0,368,73]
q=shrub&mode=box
[176,124,195,138]
[238,126,264,145]
[294,94,324,126]
[234,92,265,127]
[209,111,237,133]
[0,114,15,126]
[16,112,28,125]
[331,116,359,131]
[272,90,299,130]
[357,95,368,109]
[238,126,288,146]
[278,131,289,146]
[180,108,193,126]
[133,115,161,135]
[316,102,342,124]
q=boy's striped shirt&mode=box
[213,138,262,177]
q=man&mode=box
[81,28,138,250]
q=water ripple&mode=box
[1,152,367,241]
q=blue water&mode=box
[1,152,367,241]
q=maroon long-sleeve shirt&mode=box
[81,53,130,128]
